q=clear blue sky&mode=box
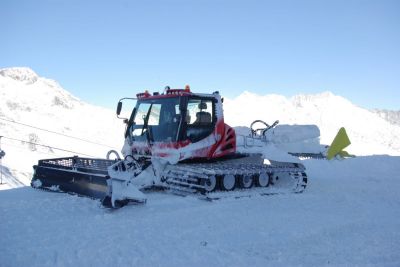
[1,0,399,110]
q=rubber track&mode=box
[161,161,307,198]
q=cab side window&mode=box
[186,99,214,142]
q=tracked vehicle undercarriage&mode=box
[162,154,307,196]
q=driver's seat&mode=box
[194,111,211,125]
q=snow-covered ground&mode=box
[1,156,400,266]
[1,67,400,266]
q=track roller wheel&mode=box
[257,173,269,187]
[270,172,293,188]
[221,174,236,191]
[202,175,218,192]
[239,175,254,189]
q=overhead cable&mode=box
[1,135,97,158]
[0,117,117,149]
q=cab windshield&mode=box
[130,97,181,142]
[128,96,215,143]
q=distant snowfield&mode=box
[1,156,400,267]
[224,91,400,156]
[1,68,400,266]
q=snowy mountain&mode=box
[1,67,400,188]
[0,67,125,187]
[224,91,400,156]
[371,109,400,126]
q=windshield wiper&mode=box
[125,107,137,139]
[141,104,153,144]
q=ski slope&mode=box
[1,156,400,266]
[0,67,124,187]
[1,67,400,266]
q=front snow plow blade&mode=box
[31,157,114,200]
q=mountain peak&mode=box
[291,91,334,101]
[0,67,39,84]
[0,67,83,110]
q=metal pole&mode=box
[0,136,3,184]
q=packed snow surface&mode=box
[1,156,400,266]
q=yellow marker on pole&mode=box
[326,127,352,160]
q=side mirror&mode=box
[116,97,137,122]
[116,101,122,116]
